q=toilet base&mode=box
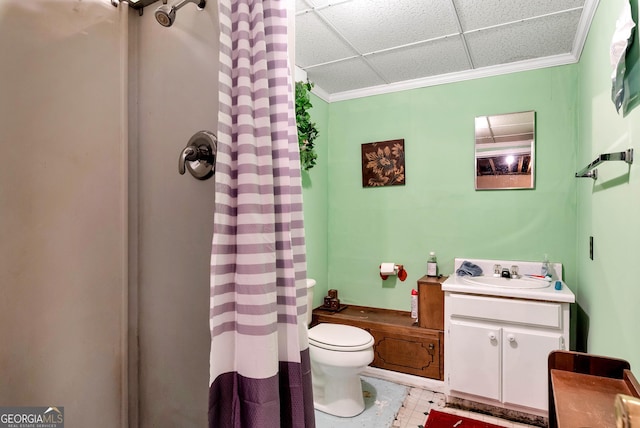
[308,323,374,417]
[312,372,366,417]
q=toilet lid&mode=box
[308,324,374,351]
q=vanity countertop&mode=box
[442,274,575,303]
[443,258,576,303]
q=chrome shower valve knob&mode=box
[178,130,217,180]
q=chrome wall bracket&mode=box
[113,0,164,15]
[575,148,633,180]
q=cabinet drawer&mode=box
[370,329,441,379]
[448,293,562,329]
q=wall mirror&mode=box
[474,111,535,190]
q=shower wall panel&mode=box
[0,1,127,426]
[133,4,219,427]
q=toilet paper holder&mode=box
[379,263,407,281]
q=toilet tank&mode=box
[306,278,316,325]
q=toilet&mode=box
[305,279,375,417]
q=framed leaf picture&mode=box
[361,139,405,188]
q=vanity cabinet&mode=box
[445,292,570,414]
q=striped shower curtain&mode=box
[208,0,315,427]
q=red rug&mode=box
[424,410,504,428]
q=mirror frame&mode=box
[474,111,536,190]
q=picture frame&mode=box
[361,139,405,188]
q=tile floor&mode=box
[393,386,539,428]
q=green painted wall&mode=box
[302,93,330,308]
[576,0,640,369]
[325,67,578,311]
[303,1,640,369]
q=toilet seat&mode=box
[308,323,374,352]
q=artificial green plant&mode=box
[295,81,319,171]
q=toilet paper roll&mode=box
[380,263,397,276]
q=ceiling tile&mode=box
[454,0,585,32]
[305,57,386,94]
[366,36,471,83]
[294,0,598,98]
[303,0,338,8]
[466,10,582,68]
[295,11,356,68]
[295,0,311,13]
[318,0,460,54]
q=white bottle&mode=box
[427,251,438,277]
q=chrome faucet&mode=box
[500,265,519,279]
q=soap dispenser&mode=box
[427,252,438,277]
[541,254,550,277]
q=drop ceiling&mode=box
[295,0,599,102]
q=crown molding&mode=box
[572,0,600,61]
[324,53,579,103]
[310,84,331,103]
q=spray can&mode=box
[411,289,418,321]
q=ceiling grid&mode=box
[295,0,599,101]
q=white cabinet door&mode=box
[449,321,501,401]
[502,327,563,410]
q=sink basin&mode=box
[461,276,551,289]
